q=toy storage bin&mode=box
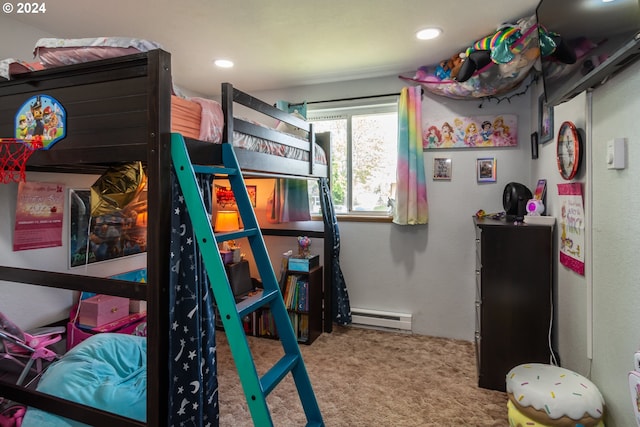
[67,312,147,351]
[78,294,130,328]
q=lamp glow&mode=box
[214,210,239,232]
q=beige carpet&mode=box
[217,326,509,426]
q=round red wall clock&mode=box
[556,121,582,180]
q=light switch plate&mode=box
[607,138,626,170]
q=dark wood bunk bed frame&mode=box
[0,49,333,427]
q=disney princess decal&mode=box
[423,125,442,148]
[423,114,517,149]
[465,122,482,147]
[492,116,513,146]
[480,120,493,143]
[440,122,455,147]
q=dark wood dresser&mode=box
[474,217,554,392]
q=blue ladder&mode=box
[170,133,323,426]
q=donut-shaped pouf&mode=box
[506,363,605,427]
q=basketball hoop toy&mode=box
[2,93,67,184]
[0,137,42,184]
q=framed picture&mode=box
[215,184,257,208]
[477,157,497,182]
[433,158,452,180]
[534,179,547,201]
[69,188,147,268]
[246,185,257,207]
[531,131,539,159]
[538,94,554,143]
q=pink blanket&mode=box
[190,97,224,143]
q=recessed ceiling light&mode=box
[416,28,442,40]
[214,59,234,68]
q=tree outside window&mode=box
[308,100,397,216]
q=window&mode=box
[308,97,398,216]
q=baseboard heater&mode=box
[350,308,412,331]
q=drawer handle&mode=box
[111,307,118,313]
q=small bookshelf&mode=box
[281,266,323,345]
[220,265,323,345]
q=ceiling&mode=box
[9,0,540,96]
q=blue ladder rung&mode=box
[192,165,238,176]
[261,354,299,396]
[305,422,324,427]
[215,228,259,242]
[237,289,280,318]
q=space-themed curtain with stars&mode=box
[168,169,219,426]
[318,177,351,325]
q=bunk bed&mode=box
[0,48,337,426]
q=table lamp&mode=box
[214,210,239,232]
[215,210,242,263]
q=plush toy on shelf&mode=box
[297,235,311,258]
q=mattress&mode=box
[170,95,328,165]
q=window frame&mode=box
[307,96,398,218]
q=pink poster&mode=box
[14,181,65,251]
[558,183,585,275]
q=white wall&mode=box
[0,14,52,58]
[590,62,640,427]
[530,87,591,372]
[530,60,640,427]
[253,77,534,340]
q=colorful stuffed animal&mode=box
[454,16,576,82]
[435,53,464,80]
[455,16,537,82]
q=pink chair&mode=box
[0,398,25,427]
[0,312,65,386]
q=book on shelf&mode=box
[282,273,311,312]
[284,274,300,309]
[297,280,308,312]
[299,314,309,341]
[278,250,293,290]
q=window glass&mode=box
[308,99,397,216]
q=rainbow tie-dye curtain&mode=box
[393,86,428,225]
